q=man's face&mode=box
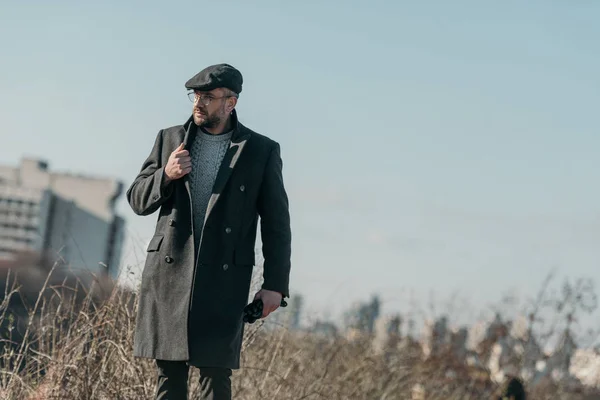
[191,88,234,128]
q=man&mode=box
[126,63,292,400]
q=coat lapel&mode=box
[203,137,248,225]
[181,117,195,203]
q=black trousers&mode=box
[155,360,232,400]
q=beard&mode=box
[193,107,223,129]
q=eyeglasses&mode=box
[187,92,233,106]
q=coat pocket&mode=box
[147,234,164,252]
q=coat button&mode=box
[165,256,173,263]
[168,219,175,226]
[225,227,231,234]
[239,185,245,192]
[222,264,229,271]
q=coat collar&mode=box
[181,108,249,148]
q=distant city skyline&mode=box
[1,1,598,328]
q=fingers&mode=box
[172,143,188,159]
[165,157,192,180]
[263,305,279,318]
[261,302,279,318]
[171,159,191,170]
[174,165,191,176]
[253,290,282,319]
[166,144,191,180]
[178,160,192,169]
[176,160,191,173]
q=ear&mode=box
[227,96,238,112]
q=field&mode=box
[1,252,599,399]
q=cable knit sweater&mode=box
[188,128,233,251]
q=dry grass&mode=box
[0,253,599,399]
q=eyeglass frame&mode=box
[187,91,237,106]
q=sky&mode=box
[1,0,599,329]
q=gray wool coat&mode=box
[126,109,291,369]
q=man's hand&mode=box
[164,143,191,182]
[254,289,283,318]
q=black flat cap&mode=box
[185,63,243,94]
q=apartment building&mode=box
[0,158,125,279]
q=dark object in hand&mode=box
[243,297,288,324]
[498,377,526,400]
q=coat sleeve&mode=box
[257,142,292,298]
[126,130,174,216]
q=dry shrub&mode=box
[0,252,599,399]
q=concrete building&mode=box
[0,158,125,279]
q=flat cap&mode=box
[185,63,243,94]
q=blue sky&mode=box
[1,1,599,326]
